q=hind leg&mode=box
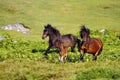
[63,47,68,62]
[63,51,68,63]
[59,47,68,62]
[93,54,97,61]
[93,48,102,61]
[59,49,64,62]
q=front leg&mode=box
[79,50,85,62]
[80,54,84,62]
[45,40,54,55]
[45,45,53,55]
[45,47,51,55]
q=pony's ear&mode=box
[47,24,51,27]
[80,25,86,31]
[44,25,47,28]
[82,25,86,28]
[87,28,90,35]
[80,32,83,38]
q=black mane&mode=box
[45,24,61,36]
[80,25,90,38]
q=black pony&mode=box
[42,24,81,62]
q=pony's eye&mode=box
[44,30,47,32]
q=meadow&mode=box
[0,0,120,80]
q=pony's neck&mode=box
[49,32,61,40]
[87,36,90,41]
[83,36,90,42]
[84,36,90,44]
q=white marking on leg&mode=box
[59,56,63,62]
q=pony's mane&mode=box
[45,24,60,35]
[80,25,90,38]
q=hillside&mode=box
[0,0,120,80]
[0,0,120,35]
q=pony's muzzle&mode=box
[83,38,87,42]
[42,35,46,39]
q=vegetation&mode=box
[0,30,120,80]
[0,0,120,80]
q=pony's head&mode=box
[42,24,52,39]
[42,24,60,39]
[80,25,90,41]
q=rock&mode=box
[1,23,30,32]
[99,29,106,34]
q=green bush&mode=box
[0,30,120,62]
[0,34,45,61]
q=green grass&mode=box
[76,66,120,80]
[0,0,120,35]
[0,0,120,80]
[0,30,119,80]
[0,59,120,80]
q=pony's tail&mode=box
[77,38,81,52]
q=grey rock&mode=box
[1,23,30,32]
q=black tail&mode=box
[77,38,81,52]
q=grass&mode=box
[0,59,120,80]
[0,0,120,35]
[0,0,120,80]
[76,66,120,80]
[0,30,119,80]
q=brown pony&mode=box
[79,25,103,61]
[42,24,81,62]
